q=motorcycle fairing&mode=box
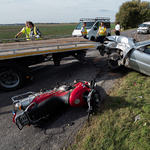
[69,82,90,107]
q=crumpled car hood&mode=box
[104,36,136,60]
[105,36,135,46]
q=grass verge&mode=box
[68,70,150,150]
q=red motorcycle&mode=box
[12,79,101,130]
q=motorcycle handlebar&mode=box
[90,79,96,89]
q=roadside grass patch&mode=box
[68,71,150,150]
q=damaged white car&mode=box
[97,36,150,76]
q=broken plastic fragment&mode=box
[134,115,141,122]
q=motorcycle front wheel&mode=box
[91,90,102,106]
[87,90,101,121]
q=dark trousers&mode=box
[115,31,120,35]
[97,36,105,44]
[83,35,88,39]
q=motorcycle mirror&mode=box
[90,79,96,89]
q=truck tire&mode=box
[0,67,25,91]
[90,37,95,41]
[107,52,121,69]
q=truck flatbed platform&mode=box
[0,37,97,60]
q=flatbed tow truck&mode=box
[0,37,98,91]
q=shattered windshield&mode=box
[140,24,149,27]
[75,22,95,30]
[135,41,150,47]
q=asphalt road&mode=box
[0,29,149,150]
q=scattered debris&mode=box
[134,115,141,122]
[109,73,116,75]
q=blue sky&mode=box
[0,0,148,24]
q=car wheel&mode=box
[107,52,121,69]
[147,30,149,34]
[0,67,25,91]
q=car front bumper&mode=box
[137,30,147,33]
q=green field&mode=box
[0,23,77,40]
[111,23,115,29]
[0,23,115,40]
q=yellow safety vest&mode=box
[82,27,87,35]
[23,27,30,39]
[99,26,106,36]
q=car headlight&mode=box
[109,42,117,48]
[104,41,109,44]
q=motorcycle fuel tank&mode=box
[69,82,90,107]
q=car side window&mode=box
[95,22,99,28]
[144,45,150,54]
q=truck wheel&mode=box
[90,37,95,41]
[107,52,121,69]
[0,67,25,91]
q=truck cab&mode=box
[72,17,111,41]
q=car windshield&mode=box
[134,40,150,47]
[75,22,95,30]
[140,24,149,27]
